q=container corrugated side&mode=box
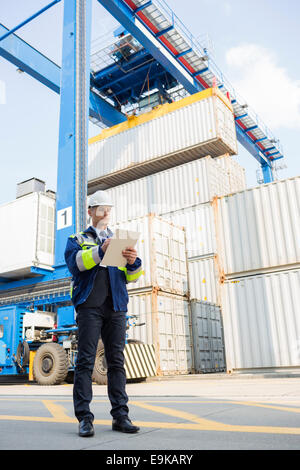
[111,214,188,296]
[221,269,300,372]
[127,290,192,375]
[215,154,246,193]
[216,177,300,276]
[152,156,230,214]
[0,192,55,279]
[88,89,237,189]
[103,156,230,225]
[187,257,220,305]
[162,203,217,258]
[190,301,226,373]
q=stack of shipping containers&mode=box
[216,177,300,374]
[88,87,240,375]
[111,213,192,375]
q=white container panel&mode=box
[188,257,220,304]
[221,269,300,372]
[217,177,300,275]
[151,157,230,214]
[111,215,188,295]
[0,193,55,279]
[163,203,217,258]
[104,156,230,225]
[215,155,246,193]
[127,290,192,375]
[88,91,237,188]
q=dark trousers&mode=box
[73,295,129,423]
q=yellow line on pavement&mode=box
[130,400,300,435]
[41,400,74,422]
[1,399,300,435]
[230,401,300,414]
[1,413,300,435]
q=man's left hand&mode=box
[122,247,137,265]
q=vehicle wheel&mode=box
[92,339,107,385]
[33,343,69,385]
[16,340,30,367]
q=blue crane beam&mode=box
[0,23,126,127]
[0,0,62,42]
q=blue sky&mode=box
[0,0,299,205]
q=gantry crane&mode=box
[0,0,284,381]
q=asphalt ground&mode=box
[1,373,300,453]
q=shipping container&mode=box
[0,192,55,279]
[215,154,246,193]
[187,256,220,305]
[111,214,188,296]
[216,177,300,276]
[127,289,193,375]
[221,269,300,373]
[190,300,226,373]
[88,87,238,189]
[162,202,217,258]
[103,156,230,225]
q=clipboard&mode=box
[100,228,140,267]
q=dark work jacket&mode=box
[64,226,143,312]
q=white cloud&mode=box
[225,44,300,129]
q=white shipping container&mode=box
[188,257,220,305]
[162,202,217,258]
[127,290,192,375]
[190,301,226,373]
[0,192,55,279]
[88,88,237,189]
[103,156,230,225]
[216,177,300,276]
[152,156,230,214]
[221,269,300,373]
[215,154,246,193]
[111,214,188,295]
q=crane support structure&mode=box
[0,23,126,127]
[54,0,92,267]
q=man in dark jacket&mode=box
[64,190,143,437]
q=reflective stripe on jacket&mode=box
[64,226,143,311]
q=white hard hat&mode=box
[88,190,114,208]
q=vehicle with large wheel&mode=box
[27,312,156,386]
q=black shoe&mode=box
[112,417,140,433]
[79,419,94,437]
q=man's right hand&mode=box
[101,238,111,253]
